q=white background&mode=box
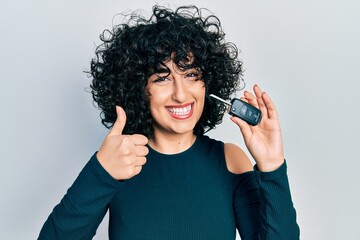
[1,0,359,239]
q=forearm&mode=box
[254,161,300,240]
[38,153,123,240]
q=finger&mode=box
[131,134,149,146]
[230,116,252,142]
[109,106,127,136]
[262,92,278,119]
[133,165,142,176]
[134,145,149,157]
[253,85,267,117]
[134,156,147,166]
[244,91,259,108]
[240,96,249,103]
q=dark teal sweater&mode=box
[39,135,299,239]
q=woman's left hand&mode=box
[231,84,284,172]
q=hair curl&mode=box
[90,5,243,138]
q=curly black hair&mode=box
[90,5,243,138]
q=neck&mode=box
[148,131,197,154]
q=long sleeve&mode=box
[233,161,300,240]
[38,153,123,240]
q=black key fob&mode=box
[209,94,262,126]
[229,98,262,126]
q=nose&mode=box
[171,76,188,103]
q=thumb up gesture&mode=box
[96,106,149,180]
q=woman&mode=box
[39,5,300,239]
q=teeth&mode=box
[167,105,192,115]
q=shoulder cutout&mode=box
[224,143,253,174]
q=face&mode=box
[146,60,205,138]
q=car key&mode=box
[209,94,262,126]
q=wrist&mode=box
[256,159,284,172]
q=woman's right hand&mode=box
[96,106,149,180]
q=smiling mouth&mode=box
[166,103,194,119]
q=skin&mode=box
[146,60,205,154]
[232,85,285,172]
[96,106,149,180]
[96,61,284,180]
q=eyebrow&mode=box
[154,68,170,74]
[149,64,169,75]
[150,64,199,75]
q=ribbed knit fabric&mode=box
[38,135,299,240]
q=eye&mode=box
[152,76,171,85]
[153,77,167,82]
[185,71,202,80]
